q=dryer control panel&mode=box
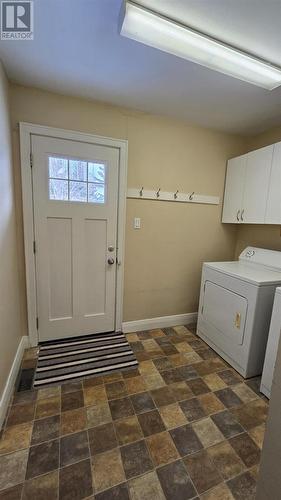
[239,247,281,271]
[245,249,255,258]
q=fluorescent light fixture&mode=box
[120,1,281,90]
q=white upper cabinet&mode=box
[265,143,281,224]
[242,145,274,223]
[222,155,247,223]
[222,144,275,224]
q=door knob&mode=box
[107,258,115,265]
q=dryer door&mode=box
[202,281,247,345]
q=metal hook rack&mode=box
[127,188,219,206]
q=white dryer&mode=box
[197,247,281,378]
[260,287,281,398]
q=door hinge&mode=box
[30,153,33,168]
[33,240,36,254]
[36,317,39,330]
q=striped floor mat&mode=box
[33,332,138,387]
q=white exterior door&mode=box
[222,155,247,223]
[32,135,119,341]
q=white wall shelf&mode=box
[127,188,220,206]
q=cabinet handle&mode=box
[241,209,244,221]
[236,210,240,221]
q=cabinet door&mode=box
[242,145,273,224]
[265,142,281,224]
[222,155,247,223]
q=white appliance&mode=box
[197,247,281,378]
[260,287,281,398]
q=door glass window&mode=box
[49,157,68,179]
[69,160,87,181]
[48,157,106,203]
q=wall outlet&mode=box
[134,217,141,229]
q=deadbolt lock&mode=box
[108,246,115,252]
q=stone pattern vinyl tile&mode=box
[0,323,268,499]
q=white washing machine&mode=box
[260,287,281,398]
[197,247,281,378]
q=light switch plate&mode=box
[134,217,141,229]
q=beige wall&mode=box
[10,84,246,323]
[236,225,281,258]
[0,64,23,400]
[247,126,281,151]
[235,127,281,258]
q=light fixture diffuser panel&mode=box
[120,1,281,90]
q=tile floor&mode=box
[0,324,268,499]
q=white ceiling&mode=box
[1,0,281,135]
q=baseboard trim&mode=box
[122,312,197,334]
[0,336,29,428]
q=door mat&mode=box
[33,331,138,387]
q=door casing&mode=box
[20,122,128,347]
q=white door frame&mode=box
[20,122,128,347]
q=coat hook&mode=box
[156,188,161,198]
[174,190,179,200]
[139,186,144,197]
[189,191,195,201]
